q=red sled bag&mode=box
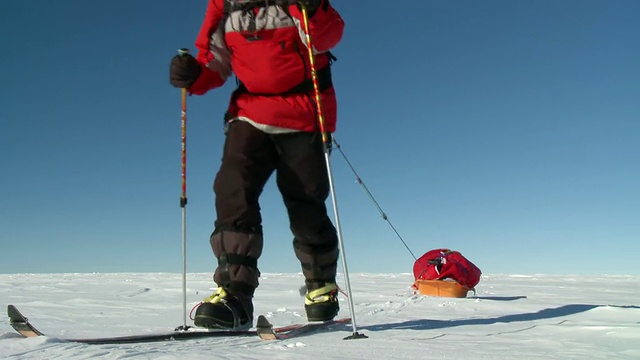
[412,249,482,297]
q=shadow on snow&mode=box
[470,296,528,301]
[359,304,640,332]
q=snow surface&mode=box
[1,273,639,359]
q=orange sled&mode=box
[413,279,471,298]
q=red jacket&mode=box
[188,0,344,133]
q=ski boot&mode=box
[304,282,339,322]
[194,288,253,330]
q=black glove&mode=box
[169,53,202,89]
[297,0,326,17]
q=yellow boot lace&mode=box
[203,287,227,303]
[304,283,338,306]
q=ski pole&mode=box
[177,48,190,331]
[299,4,366,340]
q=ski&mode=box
[7,304,350,344]
[7,304,44,338]
[7,305,254,344]
[256,314,351,340]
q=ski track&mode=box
[1,273,639,359]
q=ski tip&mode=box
[256,315,279,340]
[7,305,25,322]
[256,315,273,329]
[7,305,46,337]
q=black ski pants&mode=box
[209,121,339,297]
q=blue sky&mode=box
[1,0,638,276]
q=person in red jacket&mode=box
[169,0,344,330]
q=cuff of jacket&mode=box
[188,63,225,95]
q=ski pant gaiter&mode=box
[210,121,339,297]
